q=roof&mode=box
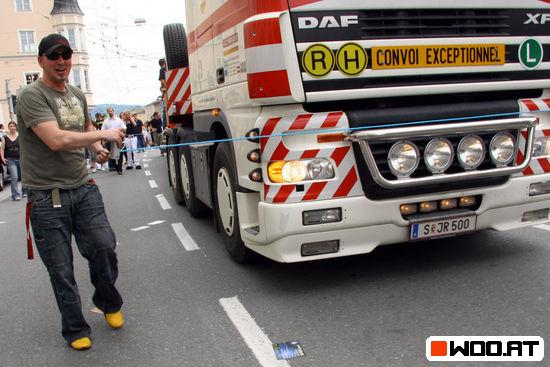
[50,0,84,16]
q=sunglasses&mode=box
[45,49,73,61]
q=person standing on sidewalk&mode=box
[102,107,126,174]
[0,121,26,200]
[16,34,126,351]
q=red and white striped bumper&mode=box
[259,111,363,203]
[165,67,192,116]
[517,98,550,176]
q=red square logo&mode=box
[431,341,448,357]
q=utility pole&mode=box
[5,79,15,121]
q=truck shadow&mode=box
[242,229,539,294]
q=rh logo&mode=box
[426,336,544,362]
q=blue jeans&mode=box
[29,183,123,343]
[7,158,21,199]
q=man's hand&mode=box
[91,142,110,164]
[96,147,110,164]
[101,128,125,147]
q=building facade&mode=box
[0,0,93,124]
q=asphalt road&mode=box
[0,149,549,367]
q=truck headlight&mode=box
[489,133,515,166]
[388,141,419,177]
[532,136,550,157]
[268,158,335,183]
[424,138,453,174]
[457,135,485,170]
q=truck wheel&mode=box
[167,130,184,204]
[213,143,254,264]
[178,130,208,217]
[163,23,189,69]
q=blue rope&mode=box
[120,108,549,153]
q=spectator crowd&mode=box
[84,108,165,175]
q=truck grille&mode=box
[359,9,510,39]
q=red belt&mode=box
[25,201,33,260]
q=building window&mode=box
[79,29,86,51]
[25,72,39,85]
[19,31,35,53]
[84,70,90,91]
[72,69,82,89]
[15,0,31,12]
[67,28,77,50]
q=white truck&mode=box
[162,0,550,263]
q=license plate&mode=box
[371,44,505,70]
[410,215,477,241]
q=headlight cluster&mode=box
[387,133,516,178]
[268,158,335,183]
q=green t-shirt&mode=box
[16,80,90,190]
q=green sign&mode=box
[518,39,543,70]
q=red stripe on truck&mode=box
[333,168,358,198]
[166,69,178,88]
[271,141,290,161]
[273,185,295,203]
[168,71,188,104]
[331,147,350,167]
[303,182,328,201]
[301,150,320,159]
[321,112,343,128]
[260,117,282,151]
[187,0,289,55]
[289,0,324,8]
[244,18,282,48]
[289,115,312,130]
[522,100,539,111]
[251,0,288,13]
[247,70,291,99]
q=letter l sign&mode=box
[527,44,536,63]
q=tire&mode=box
[163,23,189,70]
[213,143,255,264]
[0,171,4,191]
[167,129,184,204]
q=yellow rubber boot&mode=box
[70,337,92,351]
[105,310,124,329]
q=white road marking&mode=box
[142,159,151,163]
[149,180,158,188]
[156,194,172,210]
[533,224,550,231]
[144,163,149,168]
[219,296,290,367]
[0,221,6,225]
[148,220,165,226]
[145,170,151,176]
[171,223,200,251]
[131,226,150,232]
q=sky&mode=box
[79,0,186,106]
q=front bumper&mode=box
[243,174,550,263]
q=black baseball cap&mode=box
[38,34,73,56]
